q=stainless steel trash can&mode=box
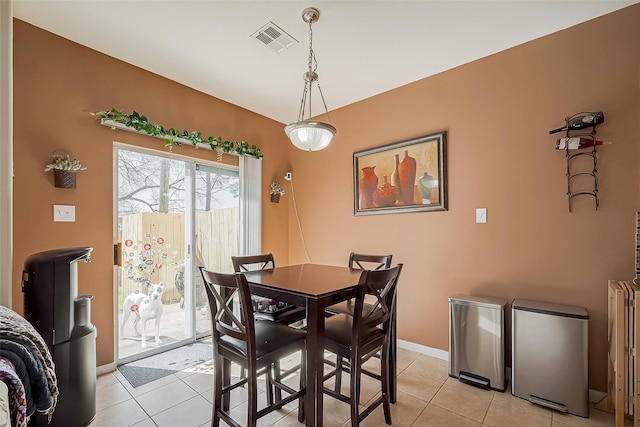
[449,294,506,391]
[512,299,589,417]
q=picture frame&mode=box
[353,131,447,216]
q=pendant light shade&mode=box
[285,120,336,152]
[285,7,336,151]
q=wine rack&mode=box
[555,111,602,212]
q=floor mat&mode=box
[118,342,213,387]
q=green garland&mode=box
[90,108,263,159]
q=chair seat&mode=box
[326,299,376,316]
[324,313,385,353]
[254,305,306,324]
[220,320,306,361]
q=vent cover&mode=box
[251,21,297,53]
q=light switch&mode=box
[53,205,76,222]
[475,208,487,223]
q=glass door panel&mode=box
[115,148,193,362]
[193,163,240,337]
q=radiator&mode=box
[605,280,640,426]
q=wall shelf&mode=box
[100,119,215,151]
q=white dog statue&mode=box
[121,282,164,349]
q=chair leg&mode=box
[274,359,283,402]
[335,355,343,393]
[222,359,231,412]
[266,365,274,406]
[248,369,259,427]
[381,344,392,425]
[298,349,306,423]
[212,356,223,427]
[350,355,361,427]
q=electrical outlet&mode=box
[53,205,76,222]
[475,208,487,224]
[284,172,292,181]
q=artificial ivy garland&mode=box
[90,108,263,159]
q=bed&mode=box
[0,305,57,427]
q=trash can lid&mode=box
[512,298,588,319]
[448,294,507,309]
[25,247,93,264]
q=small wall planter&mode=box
[45,153,85,189]
[54,170,77,189]
[270,181,285,203]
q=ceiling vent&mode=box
[251,21,297,53]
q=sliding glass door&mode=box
[114,146,240,362]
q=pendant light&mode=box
[285,7,336,151]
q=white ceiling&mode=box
[13,1,639,124]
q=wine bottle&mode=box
[555,137,612,150]
[549,111,604,134]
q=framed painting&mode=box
[353,131,447,216]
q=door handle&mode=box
[114,243,122,267]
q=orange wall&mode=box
[12,19,291,366]
[285,5,640,392]
[12,4,640,392]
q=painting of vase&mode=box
[353,131,447,215]
[398,150,416,205]
[359,166,378,209]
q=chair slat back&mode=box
[349,252,393,271]
[353,264,403,334]
[199,267,256,351]
[232,253,275,273]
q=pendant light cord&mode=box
[288,178,312,263]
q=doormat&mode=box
[118,342,213,388]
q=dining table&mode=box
[242,263,397,427]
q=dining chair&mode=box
[232,253,307,401]
[231,253,307,325]
[322,264,403,427]
[325,252,393,316]
[199,267,306,427]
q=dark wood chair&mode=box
[325,252,393,315]
[231,253,306,325]
[232,254,307,401]
[199,267,306,427]
[322,264,403,427]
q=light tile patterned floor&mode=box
[90,345,629,427]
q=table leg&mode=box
[305,299,325,427]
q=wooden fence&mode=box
[118,208,239,304]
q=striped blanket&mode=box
[0,305,57,425]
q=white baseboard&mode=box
[396,339,603,402]
[589,389,606,404]
[397,339,448,360]
[96,362,117,376]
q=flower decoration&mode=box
[270,181,285,196]
[44,154,86,172]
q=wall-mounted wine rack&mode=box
[550,111,605,212]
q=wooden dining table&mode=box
[242,263,397,427]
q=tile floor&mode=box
[91,344,629,427]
